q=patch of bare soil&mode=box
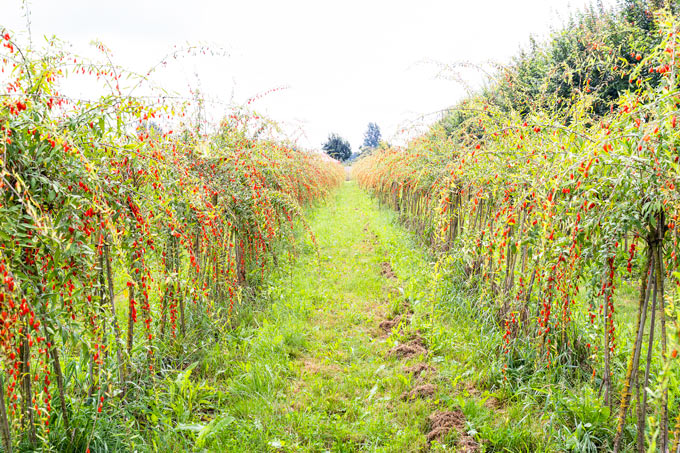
[454,380,480,397]
[388,340,427,358]
[300,358,341,376]
[401,383,436,400]
[484,396,502,410]
[427,409,479,451]
[378,314,410,333]
[401,304,414,316]
[407,334,426,348]
[380,261,397,279]
[404,363,435,378]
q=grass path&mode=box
[166,181,556,453]
[202,181,464,452]
[160,181,647,453]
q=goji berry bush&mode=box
[356,6,680,451]
[0,30,343,450]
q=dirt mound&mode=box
[401,383,436,400]
[407,334,426,348]
[455,380,480,397]
[404,363,435,378]
[379,314,409,332]
[380,261,397,279]
[427,409,479,451]
[388,341,427,358]
[379,301,416,334]
[484,396,502,410]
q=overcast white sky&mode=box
[3,0,615,151]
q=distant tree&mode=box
[148,121,163,135]
[362,122,381,149]
[322,133,352,161]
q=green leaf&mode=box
[175,422,204,432]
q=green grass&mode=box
[197,181,437,452]
[131,181,438,452]
[126,180,656,452]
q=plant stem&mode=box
[655,233,669,452]
[104,241,123,384]
[0,374,12,453]
[640,267,658,451]
[614,247,653,452]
